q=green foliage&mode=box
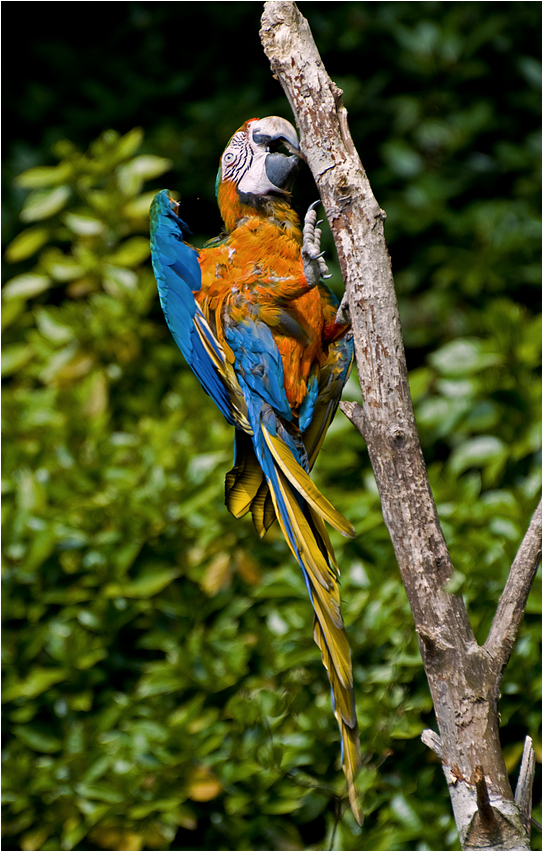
[2,3,540,850]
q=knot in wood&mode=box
[416,626,437,655]
[390,427,406,447]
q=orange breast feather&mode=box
[197,214,328,414]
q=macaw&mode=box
[150,116,362,823]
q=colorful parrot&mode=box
[150,116,362,823]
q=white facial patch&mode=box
[236,150,279,195]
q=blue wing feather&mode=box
[224,320,293,423]
[150,189,243,426]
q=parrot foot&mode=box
[302,201,331,286]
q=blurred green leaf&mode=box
[20,186,71,222]
[3,668,67,702]
[34,308,74,343]
[2,343,34,376]
[117,155,172,196]
[62,213,105,236]
[103,568,181,599]
[2,273,52,301]
[104,236,150,267]
[4,227,50,263]
[74,783,124,804]
[113,127,145,160]
[449,435,507,475]
[390,793,423,832]
[15,163,73,189]
[429,339,502,377]
[12,726,62,754]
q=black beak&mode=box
[264,152,301,192]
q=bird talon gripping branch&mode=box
[150,116,362,824]
[302,202,331,285]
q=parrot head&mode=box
[216,116,301,204]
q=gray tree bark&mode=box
[259,3,541,849]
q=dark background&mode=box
[4,1,541,329]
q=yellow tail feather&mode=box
[273,470,338,594]
[314,618,363,825]
[225,446,264,519]
[262,425,356,538]
[251,480,276,538]
[224,437,276,535]
[258,435,363,823]
[308,505,339,572]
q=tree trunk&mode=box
[260,3,541,848]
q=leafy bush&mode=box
[2,3,540,850]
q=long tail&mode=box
[230,411,363,823]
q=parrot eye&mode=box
[223,152,236,165]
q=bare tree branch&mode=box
[421,728,443,758]
[485,499,542,668]
[515,736,536,839]
[260,3,536,849]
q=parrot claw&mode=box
[302,202,330,286]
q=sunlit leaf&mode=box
[117,155,172,196]
[4,227,50,263]
[103,237,150,267]
[103,568,181,599]
[123,191,156,218]
[20,186,71,222]
[102,264,138,294]
[88,827,144,852]
[449,435,507,475]
[2,273,52,300]
[114,126,145,161]
[74,783,123,804]
[62,212,105,235]
[429,339,502,377]
[15,162,73,189]
[1,343,34,376]
[41,249,85,282]
[187,765,222,801]
[201,553,232,596]
[19,826,51,852]
[12,725,62,754]
[261,797,302,814]
[34,308,74,343]
[390,793,423,831]
[3,668,67,702]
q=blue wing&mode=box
[303,330,354,469]
[150,190,250,431]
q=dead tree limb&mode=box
[260,3,540,849]
[485,500,542,669]
[515,736,537,840]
